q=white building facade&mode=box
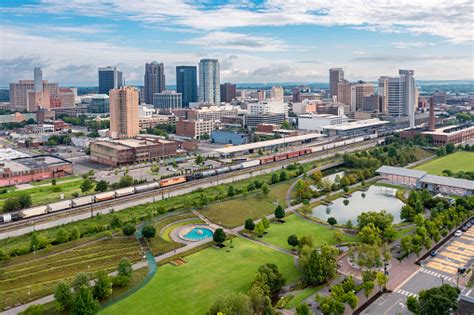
[198,59,220,104]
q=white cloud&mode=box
[179,31,287,51]
[392,42,436,49]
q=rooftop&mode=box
[0,148,30,160]
[419,174,474,190]
[322,118,389,131]
[0,155,71,173]
[376,165,427,179]
[422,124,473,136]
[214,133,325,154]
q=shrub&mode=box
[327,217,337,225]
[274,205,285,219]
[122,224,136,236]
[245,218,255,231]
[142,224,156,238]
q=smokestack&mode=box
[428,96,435,131]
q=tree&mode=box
[296,303,311,315]
[407,296,420,314]
[208,293,253,315]
[299,244,339,285]
[408,284,460,315]
[72,286,100,315]
[271,173,280,184]
[261,216,270,230]
[255,221,265,237]
[93,271,112,300]
[287,234,299,249]
[362,281,374,298]
[400,235,412,256]
[20,304,45,315]
[341,275,356,293]
[333,229,343,243]
[445,143,455,154]
[118,258,133,278]
[142,224,156,238]
[55,228,69,244]
[122,224,136,236]
[357,211,394,233]
[69,227,81,240]
[199,193,209,207]
[195,155,204,165]
[345,290,358,310]
[261,183,270,196]
[376,272,388,291]
[274,205,285,219]
[95,180,108,192]
[73,273,90,292]
[80,179,94,193]
[279,170,288,182]
[213,228,226,244]
[253,263,285,295]
[245,218,255,231]
[327,217,337,225]
[298,234,314,249]
[118,175,133,188]
[358,223,382,246]
[401,204,417,222]
[346,220,353,229]
[316,294,345,315]
[19,195,32,209]
[54,281,73,311]
[110,215,123,229]
[227,185,236,197]
[247,182,255,191]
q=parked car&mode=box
[458,267,467,274]
[461,225,468,232]
[430,251,438,257]
[454,230,463,237]
[466,222,472,228]
[470,218,474,225]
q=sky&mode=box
[0,0,473,86]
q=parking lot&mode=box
[421,225,474,282]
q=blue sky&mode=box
[1,0,473,86]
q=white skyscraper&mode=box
[198,59,220,104]
[34,67,43,92]
[381,70,416,128]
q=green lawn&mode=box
[101,238,300,315]
[260,214,357,251]
[199,182,291,228]
[414,151,474,175]
[30,176,80,186]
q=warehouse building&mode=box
[211,130,248,145]
[0,155,72,187]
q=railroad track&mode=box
[0,139,380,236]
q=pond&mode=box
[311,185,404,224]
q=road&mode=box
[0,140,379,240]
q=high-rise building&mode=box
[329,68,344,98]
[220,83,236,103]
[198,59,220,104]
[144,61,165,105]
[354,81,374,111]
[98,66,123,95]
[382,70,416,128]
[34,67,43,92]
[153,90,182,110]
[176,66,197,107]
[109,86,139,139]
[270,86,284,102]
[337,80,356,111]
[377,76,389,114]
[432,91,447,105]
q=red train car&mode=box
[274,153,288,161]
[160,176,186,187]
[260,156,275,164]
[298,149,306,155]
[305,148,312,154]
[287,151,299,158]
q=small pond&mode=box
[311,185,404,224]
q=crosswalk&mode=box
[396,289,418,297]
[420,267,453,282]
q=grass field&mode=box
[0,179,85,210]
[0,237,142,309]
[100,237,301,315]
[259,214,356,250]
[199,181,291,228]
[414,151,474,175]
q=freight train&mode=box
[0,135,375,223]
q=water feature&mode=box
[311,185,404,224]
[182,227,213,241]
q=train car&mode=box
[94,191,116,202]
[0,213,12,223]
[48,200,72,212]
[135,182,159,193]
[115,187,135,197]
[72,195,94,207]
[20,205,48,219]
[229,164,243,172]
[240,160,260,169]
[298,149,306,155]
[274,153,288,161]
[287,151,299,159]
[201,169,217,178]
[260,156,275,165]
[369,134,378,139]
[160,176,186,187]
[216,167,230,175]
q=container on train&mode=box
[115,187,135,197]
[20,205,48,218]
[274,153,288,161]
[48,200,72,212]
[260,156,274,164]
[287,151,299,159]
[135,182,159,193]
[216,167,230,175]
[229,164,243,172]
[72,195,94,207]
[240,160,260,168]
[0,213,12,223]
[160,176,186,187]
[201,170,217,178]
[95,191,116,202]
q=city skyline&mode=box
[1,0,473,86]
